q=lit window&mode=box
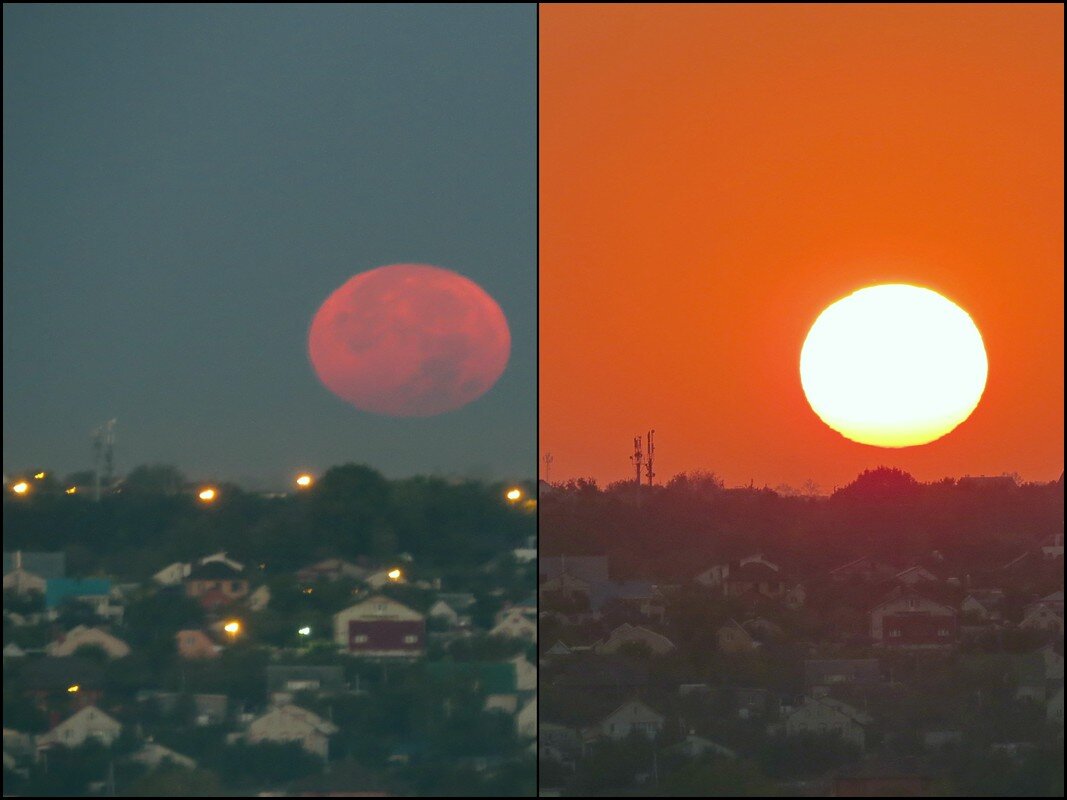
[353,635,368,643]
[890,629,901,637]
[403,635,417,644]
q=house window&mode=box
[890,629,902,637]
[403,635,418,644]
[353,635,368,643]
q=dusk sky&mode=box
[541,4,1063,491]
[4,5,535,487]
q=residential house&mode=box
[833,758,934,796]
[588,699,665,742]
[135,692,227,726]
[153,562,191,586]
[247,585,271,611]
[364,568,407,590]
[1041,533,1064,560]
[491,607,537,641]
[246,704,338,760]
[3,556,47,595]
[804,660,882,695]
[184,561,249,610]
[266,665,346,699]
[3,551,66,579]
[36,706,121,750]
[333,595,425,657]
[48,626,130,659]
[296,558,368,584]
[429,600,464,627]
[717,619,757,653]
[595,623,675,656]
[662,735,737,760]
[784,696,871,750]
[962,590,1005,621]
[870,589,957,647]
[829,556,897,583]
[1019,603,1064,634]
[894,566,939,586]
[22,657,104,710]
[199,551,245,572]
[724,561,787,599]
[128,742,197,770]
[175,630,221,660]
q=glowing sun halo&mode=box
[800,284,987,448]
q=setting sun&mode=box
[800,284,988,448]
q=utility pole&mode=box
[645,430,656,486]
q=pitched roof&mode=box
[3,551,66,580]
[187,561,244,579]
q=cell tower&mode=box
[630,435,643,487]
[542,452,554,484]
[91,419,116,501]
[645,429,656,486]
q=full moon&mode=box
[800,284,987,447]
[308,264,510,417]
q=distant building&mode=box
[1019,603,1064,634]
[588,699,664,742]
[333,595,425,657]
[870,589,957,647]
[37,706,121,750]
[716,619,757,653]
[893,566,938,586]
[829,556,897,583]
[296,558,368,584]
[48,626,130,659]
[595,623,675,656]
[266,665,346,696]
[21,657,105,710]
[175,630,221,660]
[3,551,65,580]
[184,561,249,610]
[491,607,537,641]
[246,704,338,760]
[127,742,197,771]
[1041,533,1064,560]
[3,552,47,595]
[153,562,192,586]
[784,696,870,750]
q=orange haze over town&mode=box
[540,4,1064,491]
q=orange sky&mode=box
[540,4,1063,491]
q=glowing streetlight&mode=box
[298,626,311,636]
[34,472,46,480]
[295,473,313,489]
[387,568,402,582]
[505,487,523,502]
[198,488,217,503]
[223,621,240,639]
[67,684,80,694]
[11,481,30,495]
[66,486,78,495]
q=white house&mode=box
[247,585,271,612]
[491,608,537,641]
[333,596,425,657]
[1019,604,1064,634]
[48,626,131,659]
[153,562,191,586]
[246,704,338,760]
[783,696,870,750]
[589,700,665,741]
[37,706,121,750]
[513,653,537,692]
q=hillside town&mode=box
[538,469,1064,796]
[3,465,536,796]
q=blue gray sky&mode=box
[3,4,535,487]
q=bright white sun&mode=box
[800,284,987,448]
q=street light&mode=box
[505,487,523,502]
[66,486,78,495]
[295,473,313,489]
[11,481,29,495]
[67,684,80,694]
[34,472,46,480]
[387,568,402,582]
[198,487,217,503]
[298,626,311,636]
[223,621,240,640]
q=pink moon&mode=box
[308,264,511,417]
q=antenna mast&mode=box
[630,435,643,487]
[645,429,655,486]
[542,452,554,484]
[91,419,116,501]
